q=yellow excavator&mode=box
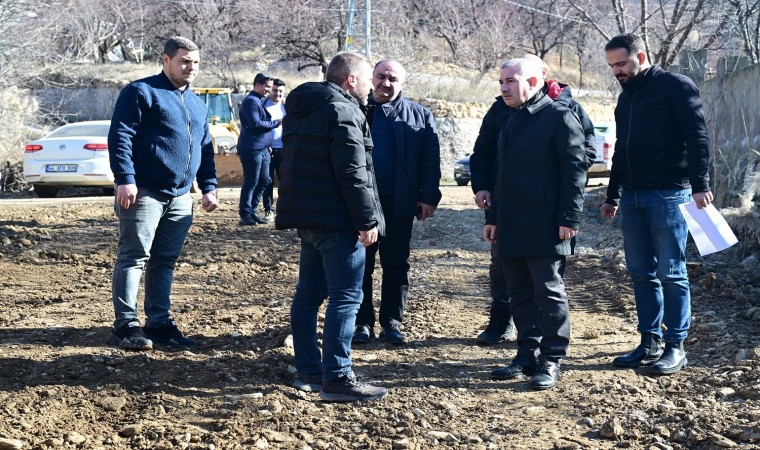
[191,87,243,186]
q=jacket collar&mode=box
[157,71,189,91]
[622,64,661,95]
[368,92,404,108]
[327,81,366,113]
[522,88,552,114]
[543,79,565,100]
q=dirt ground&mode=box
[1,185,759,450]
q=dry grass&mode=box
[0,88,43,164]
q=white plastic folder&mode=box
[678,202,739,256]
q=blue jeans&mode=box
[620,188,692,343]
[290,229,365,381]
[238,149,271,218]
[112,189,193,328]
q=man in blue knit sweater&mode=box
[107,36,218,350]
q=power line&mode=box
[149,0,363,11]
[501,0,590,24]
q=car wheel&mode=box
[456,179,469,186]
[33,185,59,198]
[102,187,115,196]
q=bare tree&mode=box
[568,0,736,69]
[729,0,760,62]
[259,0,348,75]
[0,0,59,165]
[408,0,524,77]
[513,0,574,59]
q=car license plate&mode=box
[46,164,77,173]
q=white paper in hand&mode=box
[678,202,739,256]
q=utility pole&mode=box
[344,0,371,59]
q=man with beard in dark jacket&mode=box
[275,52,388,402]
[484,58,587,390]
[352,60,442,346]
[470,55,596,346]
[601,33,712,375]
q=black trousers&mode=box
[489,243,513,319]
[501,256,570,361]
[356,194,414,329]
[485,208,512,318]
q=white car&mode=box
[23,120,115,198]
[588,122,616,178]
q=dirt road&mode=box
[0,186,758,450]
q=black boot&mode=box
[477,309,514,345]
[650,342,687,375]
[612,333,663,368]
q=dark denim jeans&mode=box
[620,188,692,343]
[112,189,193,328]
[238,149,271,218]
[263,147,282,212]
[357,194,414,329]
[501,256,569,361]
[290,229,366,381]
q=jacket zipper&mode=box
[625,92,636,186]
[179,90,193,188]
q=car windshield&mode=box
[46,123,110,138]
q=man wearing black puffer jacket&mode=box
[275,52,388,403]
[601,33,712,376]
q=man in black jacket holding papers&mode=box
[601,33,713,375]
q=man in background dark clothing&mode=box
[238,73,280,226]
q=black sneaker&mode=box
[144,321,196,349]
[380,323,406,345]
[352,324,375,344]
[108,322,153,351]
[293,372,322,392]
[239,215,258,226]
[319,375,388,402]
[251,212,269,224]
[264,209,273,218]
